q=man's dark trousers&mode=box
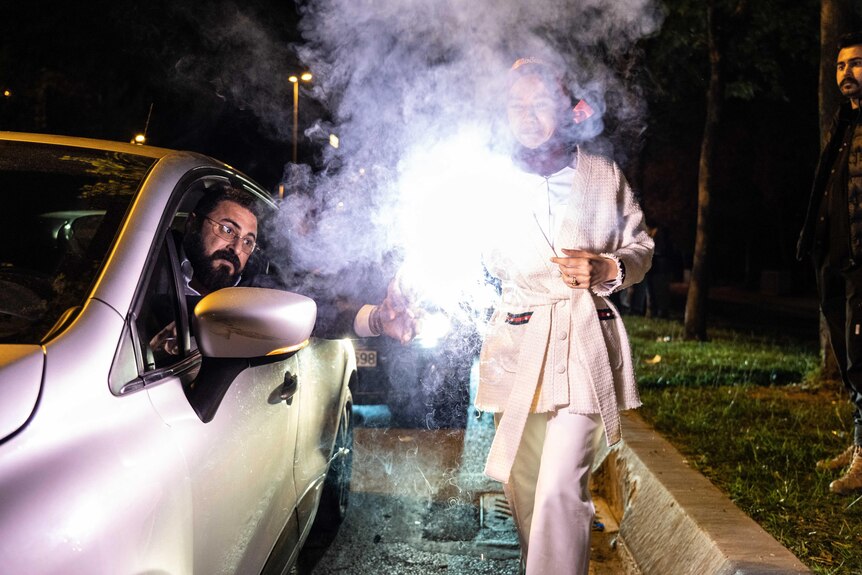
[818,259,862,445]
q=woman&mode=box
[475,56,654,574]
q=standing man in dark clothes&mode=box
[798,31,862,495]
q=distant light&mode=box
[358,167,366,176]
[2,90,10,98]
[278,183,285,198]
[329,134,339,149]
[131,134,146,145]
[289,72,313,84]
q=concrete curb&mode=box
[592,412,812,575]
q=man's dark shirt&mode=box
[819,109,862,269]
[800,103,862,266]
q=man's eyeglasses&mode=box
[203,216,258,255]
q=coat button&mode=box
[556,364,566,374]
[558,331,568,340]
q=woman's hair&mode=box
[508,57,573,105]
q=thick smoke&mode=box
[258,0,665,430]
[169,1,662,414]
[171,2,299,141]
[173,0,663,429]
[275,0,663,305]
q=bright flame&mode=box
[394,126,519,327]
[414,311,451,349]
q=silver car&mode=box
[0,132,355,574]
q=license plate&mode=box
[356,350,377,368]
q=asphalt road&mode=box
[297,377,637,574]
[296,283,820,574]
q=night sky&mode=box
[0,0,829,291]
[0,0,313,190]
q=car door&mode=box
[131,175,302,574]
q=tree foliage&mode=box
[635,0,819,340]
[641,0,819,106]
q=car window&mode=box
[127,175,279,380]
[130,176,233,375]
[135,239,185,371]
[0,141,154,344]
[109,324,140,395]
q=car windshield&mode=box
[0,140,155,344]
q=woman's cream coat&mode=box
[476,150,654,482]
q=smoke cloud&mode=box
[174,0,664,429]
[274,0,663,304]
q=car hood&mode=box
[0,345,43,441]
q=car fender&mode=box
[0,300,193,573]
[0,344,43,443]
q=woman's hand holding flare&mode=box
[550,248,618,289]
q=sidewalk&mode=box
[599,281,819,573]
[592,412,813,575]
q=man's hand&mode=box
[550,248,618,289]
[149,321,179,356]
[372,277,419,344]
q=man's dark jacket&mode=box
[797,101,862,263]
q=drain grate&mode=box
[479,492,514,532]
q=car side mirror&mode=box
[194,287,316,358]
[183,287,317,423]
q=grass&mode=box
[625,316,862,575]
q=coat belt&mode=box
[483,289,621,483]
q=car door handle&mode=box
[280,372,298,404]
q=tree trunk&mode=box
[818,0,851,381]
[684,0,723,341]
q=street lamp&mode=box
[288,72,313,164]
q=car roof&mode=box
[0,131,280,324]
[0,131,184,160]
[0,131,274,203]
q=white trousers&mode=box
[496,411,603,575]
